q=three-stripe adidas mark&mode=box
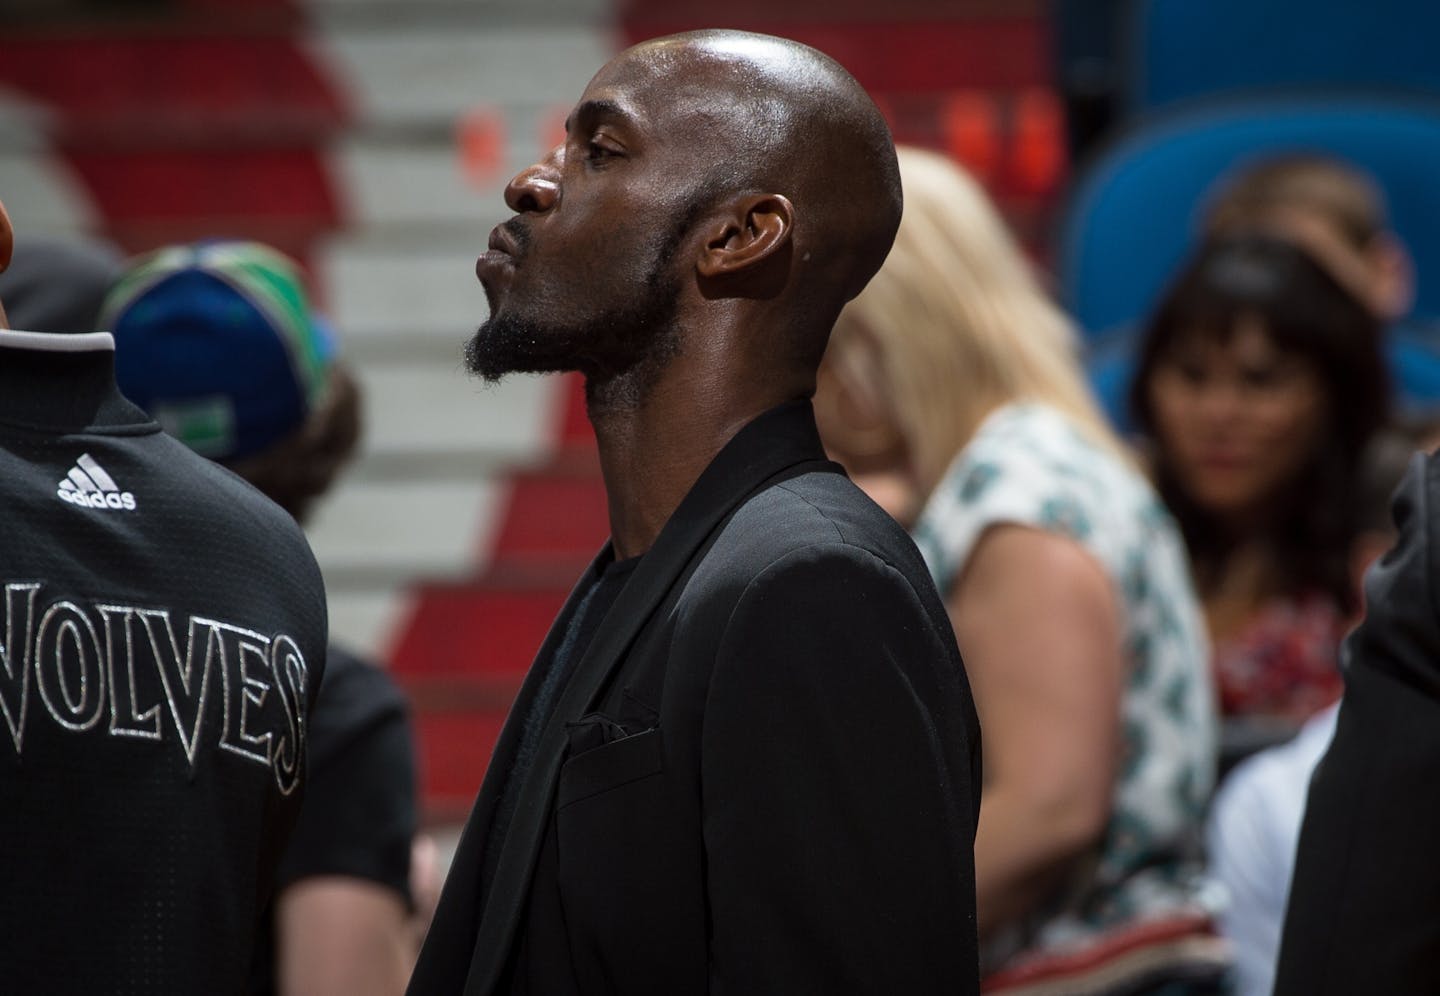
[56,453,137,511]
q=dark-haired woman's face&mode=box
[1147,314,1326,521]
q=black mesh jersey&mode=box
[0,331,329,995]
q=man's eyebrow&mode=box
[565,98,630,135]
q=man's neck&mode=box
[589,363,804,560]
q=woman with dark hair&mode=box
[1131,234,1391,723]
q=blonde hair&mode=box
[826,146,1126,497]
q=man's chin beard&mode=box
[463,313,579,383]
[463,297,681,415]
[463,312,643,384]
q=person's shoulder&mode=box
[934,403,1088,505]
[678,468,943,638]
[150,432,316,555]
[307,644,411,766]
[1341,450,1440,675]
[703,515,962,686]
[719,468,924,576]
[185,443,297,522]
[923,404,1111,545]
[317,645,409,726]
[133,435,327,635]
[983,403,1144,492]
[1363,450,1440,606]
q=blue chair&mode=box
[1058,96,1440,430]
[1125,0,1440,114]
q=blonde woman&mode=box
[815,147,1226,993]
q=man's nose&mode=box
[504,146,562,214]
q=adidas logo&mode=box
[56,454,137,511]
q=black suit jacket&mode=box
[1274,452,1440,994]
[407,401,981,995]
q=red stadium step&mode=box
[392,577,576,823]
[553,371,596,449]
[61,146,341,254]
[391,581,571,679]
[0,25,347,256]
[620,0,1042,20]
[392,581,572,822]
[401,674,522,823]
[180,0,301,14]
[0,32,347,136]
[617,12,1067,212]
[488,459,609,571]
[619,18,1051,92]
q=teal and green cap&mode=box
[99,240,335,462]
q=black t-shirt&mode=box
[0,332,328,995]
[481,555,640,902]
[249,645,418,995]
[491,554,641,995]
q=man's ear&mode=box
[697,194,793,279]
[0,198,12,274]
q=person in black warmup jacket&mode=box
[0,207,329,993]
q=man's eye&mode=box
[586,141,619,162]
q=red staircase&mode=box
[0,1,346,264]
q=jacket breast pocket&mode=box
[555,724,707,994]
[558,726,663,810]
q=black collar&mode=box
[0,330,156,434]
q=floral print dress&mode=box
[912,402,1224,984]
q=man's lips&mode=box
[476,224,519,282]
[487,224,519,256]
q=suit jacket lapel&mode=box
[462,400,839,995]
[409,552,608,993]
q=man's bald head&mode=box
[596,31,902,316]
[467,31,901,405]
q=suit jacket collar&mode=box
[460,398,838,994]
